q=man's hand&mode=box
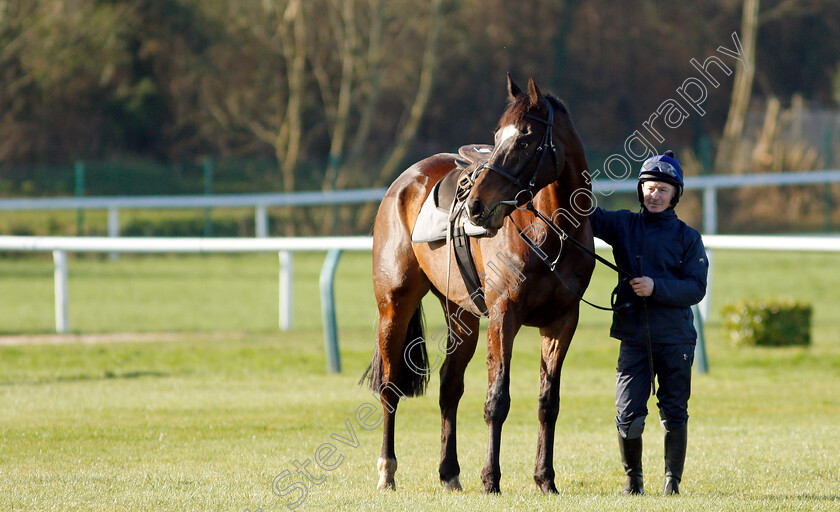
[630,277,654,297]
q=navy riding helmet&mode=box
[637,150,684,207]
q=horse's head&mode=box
[465,75,570,229]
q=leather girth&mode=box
[450,207,488,316]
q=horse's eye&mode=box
[518,141,529,150]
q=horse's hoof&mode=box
[481,468,501,494]
[538,481,559,494]
[377,479,396,491]
[377,457,397,491]
[483,482,501,494]
[441,476,462,491]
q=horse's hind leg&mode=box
[435,296,480,491]
[369,273,430,491]
[533,304,579,494]
[373,299,422,490]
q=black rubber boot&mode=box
[663,425,687,495]
[618,434,644,495]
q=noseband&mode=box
[468,101,559,207]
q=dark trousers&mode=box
[615,341,694,438]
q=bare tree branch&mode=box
[275,0,306,193]
[344,0,384,171]
[759,0,823,24]
[323,0,359,192]
[715,0,759,174]
[376,0,444,184]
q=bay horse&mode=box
[361,75,594,494]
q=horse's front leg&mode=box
[437,299,480,491]
[481,314,520,493]
[534,305,579,494]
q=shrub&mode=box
[721,299,812,347]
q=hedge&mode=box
[721,299,812,347]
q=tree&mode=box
[200,0,446,193]
[0,0,136,164]
[715,0,759,173]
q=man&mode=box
[589,151,708,496]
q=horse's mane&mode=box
[497,93,569,130]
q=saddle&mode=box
[410,144,495,316]
[411,144,494,243]
[433,144,494,212]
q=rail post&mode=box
[74,161,85,235]
[824,128,834,232]
[203,157,213,237]
[320,249,343,373]
[53,250,68,334]
[700,186,716,374]
[108,206,120,260]
[703,185,717,235]
[692,303,708,374]
[256,205,269,238]
[278,251,293,331]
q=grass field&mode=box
[1,250,839,511]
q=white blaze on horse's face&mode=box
[496,124,520,149]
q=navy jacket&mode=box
[589,207,708,345]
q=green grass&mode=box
[5,249,837,334]
[0,251,376,334]
[1,251,840,511]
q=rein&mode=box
[513,202,656,395]
[458,100,633,312]
[525,203,632,279]
[455,98,658,396]
[510,203,630,312]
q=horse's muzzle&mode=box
[467,198,509,229]
[467,198,484,224]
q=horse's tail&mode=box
[359,303,429,398]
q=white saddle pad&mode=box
[410,181,489,243]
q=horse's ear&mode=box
[527,77,542,106]
[507,73,522,100]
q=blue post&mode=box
[692,304,708,374]
[320,249,343,373]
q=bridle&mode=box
[455,99,639,314]
[457,101,559,206]
[445,101,559,322]
[452,98,658,396]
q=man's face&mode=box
[641,180,676,213]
